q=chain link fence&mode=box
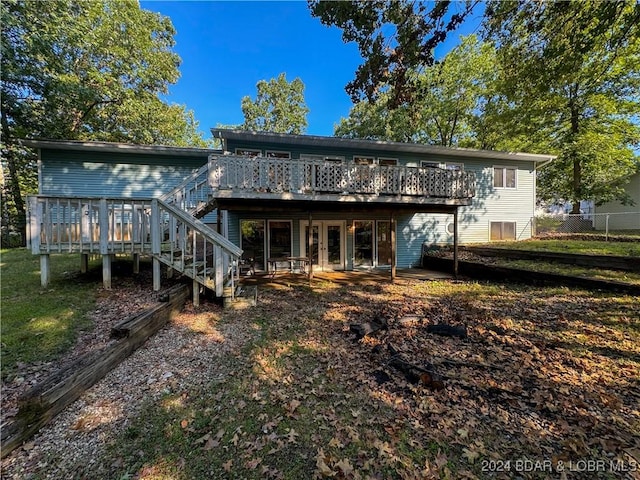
[533,212,640,240]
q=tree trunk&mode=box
[569,87,582,215]
[1,112,27,246]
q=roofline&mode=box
[211,128,556,164]
[20,139,220,157]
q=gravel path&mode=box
[1,282,257,479]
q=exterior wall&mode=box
[228,211,419,269]
[39,148,219,223]
[593,173,640,230]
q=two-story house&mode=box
[25,129,554,300]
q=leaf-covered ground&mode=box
[107,279,639,479]
[5,277,639,479]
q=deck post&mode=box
[102,254,112,289]
[308,211,313,281]
[40,254,50,288]
[192,278,200,307]
[453,208,459,279]
[151,199,161,291]
[80,253,89,273]
[132,253,140,274]
[390,211,396,282]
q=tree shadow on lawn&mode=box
[16,278,637,480]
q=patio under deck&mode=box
[238,268,455,289]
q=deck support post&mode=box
[390,212,396,282]
[40,254,50,288]
[132,253,140,274]
[153,258,161,291]
[192,278,200,307]
[453,208,459,279]
[151,199,161,291]
[80,253,89,273]
[102,254,112,290]
[308,211,313,281]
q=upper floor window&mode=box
[445,163,463,171]
[266,150,291,159]
[300,154,345,163]
[353,156,375,165]
[378,157,398,166]
[421,161,441,169]
[494,166,517,188]
[236,148,261,157]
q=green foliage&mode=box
[485,0,640,209]
[309,0,477,104]
[1,0,209,243]
[335,35,512,149]
[321,0,640,208]
[0,249,97,379]
[241,73,310,134]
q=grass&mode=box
[492,258,640,285]
[473,239,640,257]
[0,248,98,380]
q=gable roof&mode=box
[211,128,556,164]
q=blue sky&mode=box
[140,1,482,138]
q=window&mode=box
[490,222,516,241]
[300,154,344,163]
[240,220,265,270]
[353,220,374,267]
[265,151,291,159]
[353,156,374,165]
[378,157,398,166]
[268,220,292,259]
[445,163,463,171]
[236,148,261,157]
[421,161,442,169]
[494,166,517,188]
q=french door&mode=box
[300,221,345,271]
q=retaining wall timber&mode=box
[1,284,189,458]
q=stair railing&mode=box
[160,163,212,217]
[151,199,242,297]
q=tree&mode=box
[313,0,640,209]
[1,0,208,244]
[240,73,309,134]
[309,0,479,105]
[485,0,640,211]
[335,36,510,149]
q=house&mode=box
[593,172,640,231]
[24,130,554,301]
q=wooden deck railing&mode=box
[208,155,476,199]
[27,196,153,254]
[27,195,243,297]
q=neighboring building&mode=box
[593,172,640,231]
[24,130,554,295]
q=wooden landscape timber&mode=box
[462,246,640,272]
[423,256,640,295]
[0,284,189,458]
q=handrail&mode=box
[159,163,211,215]
[208,155,475,199]
[156,199,241,257]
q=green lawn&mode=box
[0,248,98,380]
[475,239,640,257]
